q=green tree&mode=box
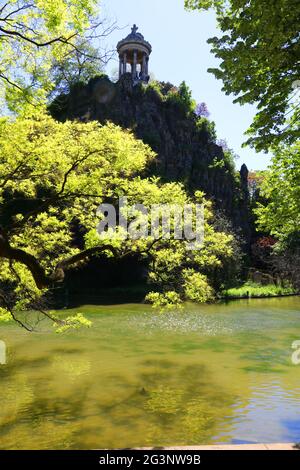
[185,0,300,151]
[0,111,234,328]
[166,81,196,115]
[49,40,105,98]
[255,140,300,242]
[49,18,117,98]
[255,140,300,289]
[0,110,154,328]
[0,0,103,111]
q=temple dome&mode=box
[124,29,144,41]
[117,25,152,56]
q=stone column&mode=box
[142,53,147,79]
[133,50,137,78]
[123,52,127,74]
[119,56,123,78]
[145,56,149,76]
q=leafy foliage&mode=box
[255,141,300,243]
[222,282,295,299]
[0,111,154,328]
[195,117,217,143]
[185,0,300,151]
[254,140,300,290]
[141,80,218,149]
[145,291,183,312]
[166,81,196,115]
[54,313,92,333]
[145,80,165,100]
[183,270,214,303]
[0,111,235,326]
[49,41,105,98]
[0,1,114,112]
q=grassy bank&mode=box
[222,282,297,299]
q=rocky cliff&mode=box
[50,74,251,243]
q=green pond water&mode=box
[0,297,300,449]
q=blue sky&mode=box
[101,0,271,171]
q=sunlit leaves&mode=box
[54,313,92,333]
[0,111,235,325]
[185,0,300,151]
[145,292,183,312]
[0,0,97,112]
[255,140,300,242]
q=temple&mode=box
[117,25,152,84]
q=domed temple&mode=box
[117,25,152,84]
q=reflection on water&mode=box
[0,297,300,449]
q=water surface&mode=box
[0,297,300,449]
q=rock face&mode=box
[50,74,251,243]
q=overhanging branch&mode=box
[0,228,119,289]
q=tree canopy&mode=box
[0,0,113,111]
[256,140,300,243]
[49,40,105,98]
[185,0,300,151]
[0,111,235,329]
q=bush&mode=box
[196,117,217,143]
[222,282,296,299]
[145,80,164,100]
[145,291,183,312]
[166,81,196,115]
[183,270,215,303]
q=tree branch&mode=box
[0,230,50,288]
[0,71,24,91]
[0,290,33,331]
[0,25,77,47]
[0,228,119,289]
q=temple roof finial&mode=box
[131,24,138,34]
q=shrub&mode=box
[196,117,217,143]
[145,291,183,312]
[183,270,215,303]
[166,81,196,115]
